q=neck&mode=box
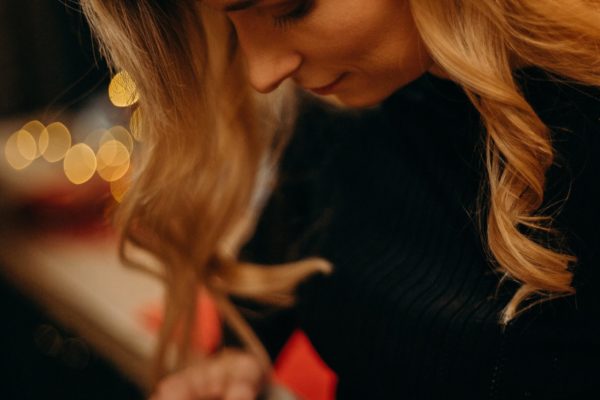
[427,63,452,80]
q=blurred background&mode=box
[0,1,148,399]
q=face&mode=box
[204,0,434,108]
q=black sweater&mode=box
[237,70,600,399]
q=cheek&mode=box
[289,1,379,64]
[295,0,423,70]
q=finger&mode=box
[187,360,227,398]
[149,350,264,400]
[224,352,264,386]
[223,382,258,400]
[151,374,195,400]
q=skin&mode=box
[204,0,436,108]
[149,349,264,400]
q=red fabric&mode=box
[273,330,337,400]
[138,290,222,353]
[139,294,337,399]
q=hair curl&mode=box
[409,0,600,323]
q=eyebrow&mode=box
[223,0,261,12]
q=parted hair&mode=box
[80,0,600,383]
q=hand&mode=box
[149,348,267,400]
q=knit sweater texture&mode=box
[236,69,600,399]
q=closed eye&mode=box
[272,0,314,30]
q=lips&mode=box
[307,73,348,95]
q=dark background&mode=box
[0,0,107,115]
[0,1,142,398]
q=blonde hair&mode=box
[409,0,600,323]
[80,0,330,381]
[80,0,600,383]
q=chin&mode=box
[333,90,393,109]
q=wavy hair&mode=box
[80,0,600,384]
[409,0,600,323]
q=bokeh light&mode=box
[33,324,63,357]
[96,139,130,182]
[101,125,134,153]
[16,129,37,160]
[5,129,36,170]
[22,120,45,158]
[39,122,72,162]
[60,338,90,370]
[63,143,97,184]
[108,71,139,108]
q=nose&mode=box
[232,19,302,93]
[245,51,302,93]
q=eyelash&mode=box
[272,0,314,30]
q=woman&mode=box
[81,0,600,398]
